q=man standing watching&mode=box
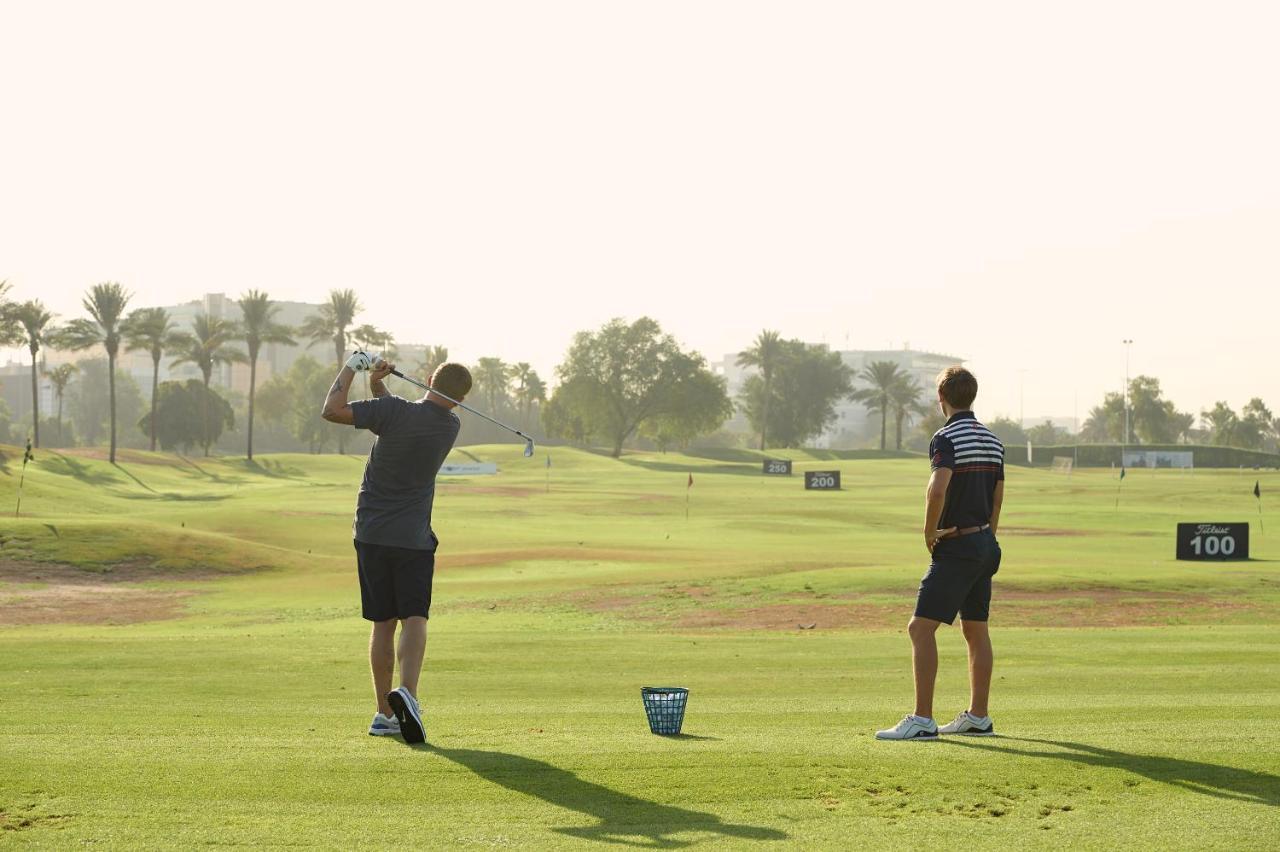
[876,366,1004,740]
[322,350,473,744]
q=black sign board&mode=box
[1176,523,1249,560]
[804,470,841,490]
[763,459,792,476]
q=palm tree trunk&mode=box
[880,399,888,451]
[202,371,212,457]
[108,353,118,463]
[760,375,770,451]
[334,333,347,455]
[28,354,40,448]
[150,353,160,452]
[895,410,904,450]
[57,394,63,445]
[247,355,257,460]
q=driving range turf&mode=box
[1,444,1277,848]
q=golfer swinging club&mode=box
[876,367,1004,740]
[322,349,473,743]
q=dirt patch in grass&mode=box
[0,559,219,626]
[444,547,663,570]
[557,582,1266,631]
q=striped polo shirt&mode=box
[929,411,1005,529]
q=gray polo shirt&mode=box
[349,394,461,551]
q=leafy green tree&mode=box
[739,340,852,448]
[1026,419,1070,446]
[66,358,146,450]
[170,314,247,455]
[987,417,1028,446]
[1127,376,1193,443]
[11,301,57,447]
[1200,402,1239,447]
[851,360,905,450]
[736,330,785,450]
[44,363,78,445]
[124,307,189,452]
[639,369,733,452]
[1238,398,1275,451]
[142,380,234,454]
[1081,392,1125,443]
[256,356,344,452]
[236,291,296,460]
[546,317,730,457]
[909,408,947,452]
[59,283,132,462]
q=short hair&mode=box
[936,366,978,410]
[431,363,472,401]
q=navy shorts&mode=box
[915,529,1002,625]
[355,539,436,621]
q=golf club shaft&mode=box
[388,368,534,443]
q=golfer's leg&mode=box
[960,619,993,718]
[908,616,942,719]
[370,619,396,716]
[397,616,428,697]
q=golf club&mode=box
[388,368,536,457]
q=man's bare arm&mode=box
[989,480,1004,535]
[321,366,357,425]
[923,468,955,553]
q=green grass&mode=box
[1,444,1278,848]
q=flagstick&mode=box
[1259,496,1265,535]
[15,463,27,518]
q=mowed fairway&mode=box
[1,444,1278,849]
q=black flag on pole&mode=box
[1255,481,1262,499]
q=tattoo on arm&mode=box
[330,378,343,394]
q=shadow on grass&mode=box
[423,746,786,847]
[944,736,1279,807]
[112,462,157,493]
[42,451,121,485]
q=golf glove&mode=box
[345,350,379,372]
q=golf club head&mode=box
[523,439,535,458]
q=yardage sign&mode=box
[763,459,792,476]
[804,470,841,490]
[1176,523,1249,560]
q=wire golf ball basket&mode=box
[641,687,689,735]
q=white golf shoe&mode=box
[368,713,401,737]
[939,711,995,736]
[875,715,939,740]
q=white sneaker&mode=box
[939,711,995,736]
[368,712,401,737]
[875,715,939,740]
[387,686,425,744]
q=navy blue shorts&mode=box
[355,540,435,622]
[915,529,1002,624]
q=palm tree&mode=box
[12,301,57,447]
[60,283,132,462]
[852,360,904,451]
[518,372,547,422]
[299,290,361,453]
[236,291,295,460]
[474,357,511,411]
[45,363,78,445]
[124,307,190,452]
[736,330,785,450]
[888,374,926,451]
[170,313,247,455]
[300,289,362,365]
[414,345,449,382]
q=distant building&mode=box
[712,345,963,449]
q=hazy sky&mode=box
[3,1,1276,423]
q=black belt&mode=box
[942,523,990,539]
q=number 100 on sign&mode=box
[1176,523,1248,560]
[804,471,841,490]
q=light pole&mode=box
[1122,339,1133,456]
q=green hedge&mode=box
[1009,443,1280,469]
